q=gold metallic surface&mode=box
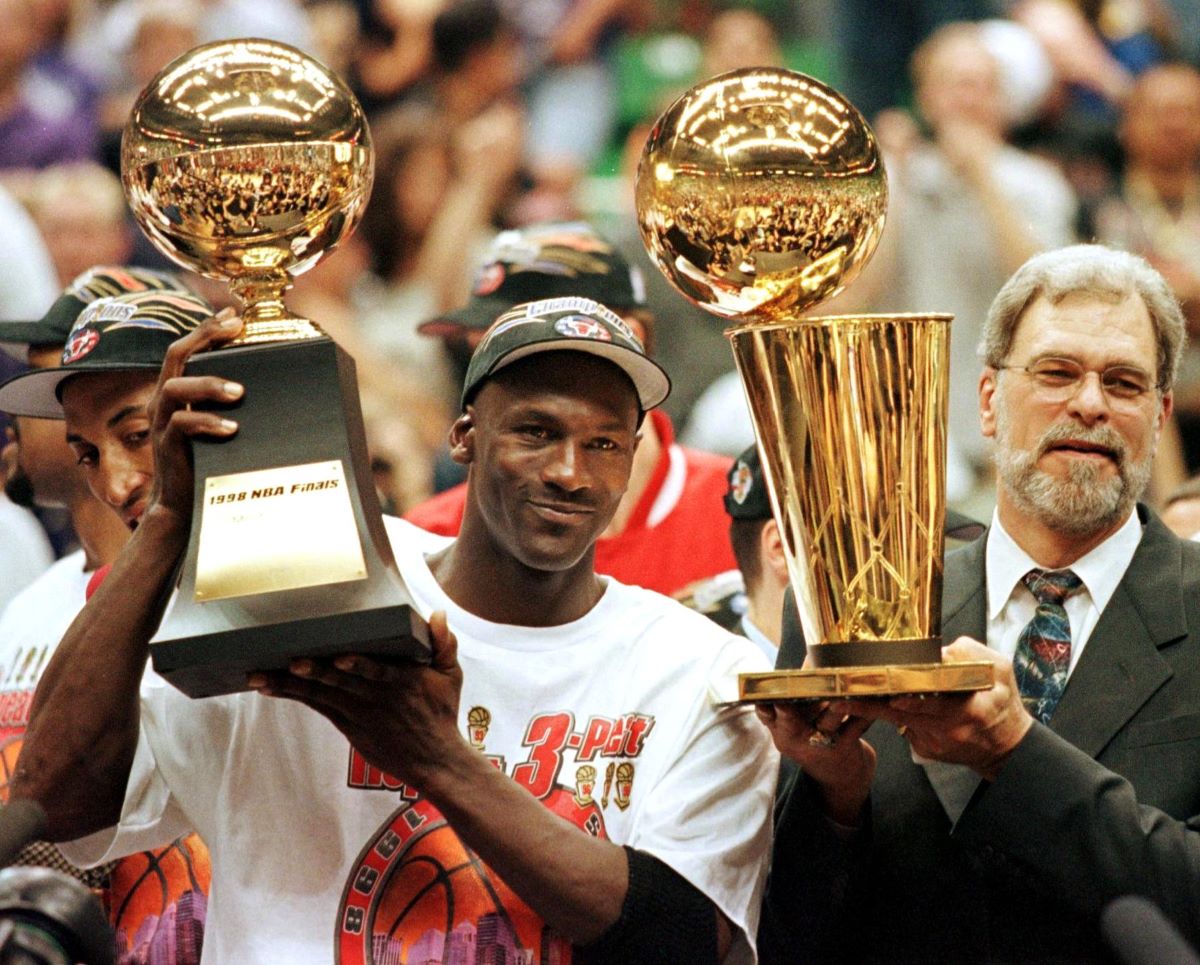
[121,39,373,339]
[636,70,971,696]
[195,460,366,600]
[635,68,886,321]
[737,661,996,702]
[729,314,952,648]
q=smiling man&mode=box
[758,245,1200,963]
[12,296,776,964]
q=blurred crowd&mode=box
[3,0,1200,588]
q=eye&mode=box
[124,429,150,447]
[1030,360,1079,385]
[516,424,552,441]
[71,446,97,468]
[1103,371,1150,398]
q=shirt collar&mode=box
[985,507,1143,620]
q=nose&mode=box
[1065,370,1111,423]
[99,449,149,510]
[542,440,590,492]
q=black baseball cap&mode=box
[724,444,772,520]
[0,290,214,419]
[0,266,194,356]
[461,297,670,411]
[419,221,647,338]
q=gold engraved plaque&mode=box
[195,460,367,601]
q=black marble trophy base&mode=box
[150,336,430,698]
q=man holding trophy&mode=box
[630,66,1200,961]
[760,248,1200,962]
[7,39,776,965]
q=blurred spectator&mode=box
[1091,62,1200,472]
[701,6,784,78]
[291,235,445,512]
[0,181,58,441]
[429,0,524,127]
[352,103,523,499]
[0,0,99,169]
[831,0,1003,120]
[500,0,637,198]
[96,0,201,172]
[93,0,314,77]
[353,0,444,108]
[0,488,54,613]
[24,162,134,286]
[851,21,1077,500]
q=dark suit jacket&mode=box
[759,506,1200,964]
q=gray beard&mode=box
[994,418,1153,538]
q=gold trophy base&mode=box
[738,661,995,703]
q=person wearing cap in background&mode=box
[14,297,776,963]
[0,282,215,964]
[409,220,738,598]
[678,445,789,661]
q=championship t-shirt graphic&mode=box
[337,706,653,964]
[0,574,211,965]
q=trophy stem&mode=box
[229,273,324,344]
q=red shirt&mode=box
[404,410,737,596]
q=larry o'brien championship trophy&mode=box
[122,39,428,697]
[637,68,994,700]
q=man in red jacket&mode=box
[408,221,736,597]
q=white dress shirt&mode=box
[984,508,1142,677]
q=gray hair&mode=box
[979,244,1186,390]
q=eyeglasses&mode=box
[994,356,1157,405]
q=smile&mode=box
[1045,441,1118,462]
[528,500,595,524]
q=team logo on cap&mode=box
[473,262,505,296]
[62,327,99,364]
[730,460,753,505]
[555,315,612,341]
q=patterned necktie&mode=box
[1014,568,1084,724]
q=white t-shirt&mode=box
[0,496,56,616]
[0,550,89,740]
[65,519,777,964]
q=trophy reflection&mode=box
[636,68,993,700]
[123,39,428,697]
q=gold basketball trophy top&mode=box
[121,38,373,342]
[123,39,429,699]
[637,68,994,701]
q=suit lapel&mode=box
[1050,510,1184,757]
[942,536,988,643]
[903,537,989,823]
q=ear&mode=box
[1159,389,1174,431]
[448,409,476,466]
[761,519,788,584]
[978,367,999,440]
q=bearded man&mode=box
[756,244,1200,963]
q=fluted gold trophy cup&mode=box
[124,39,428,697]
[636,68,993,701]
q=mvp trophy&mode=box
[636,68,993,700]
[123,39,428,697]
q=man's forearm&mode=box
[12,508,187,840]
[416,739,628,944]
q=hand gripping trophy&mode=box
[636,69,993,700]
[122,39,428,697]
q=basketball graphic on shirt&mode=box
[107,834,211,963]
[338,788,606,964]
